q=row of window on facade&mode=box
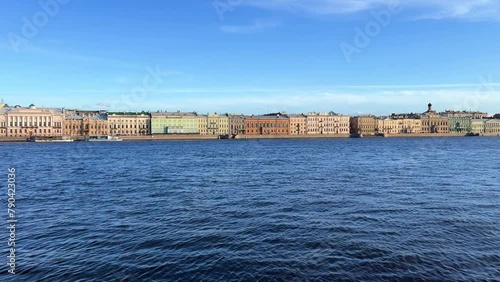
[9,122,62,127]
[9,128,60,134]
[307,123,350,127]
[8,116,53,122]
[247,129,288,133]
[422,121,448,126]
[111,124,149,129]
[108,119,149,123]
[246,122,288,128]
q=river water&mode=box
[0,137,499,281]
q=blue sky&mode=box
[1,0,499,115]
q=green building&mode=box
[151,111,199,134]
[448,116,472,133]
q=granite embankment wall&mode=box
[1,133,499,143]
[118,134,351,141]
[122,133,500,141]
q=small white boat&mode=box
[86,135,123,142]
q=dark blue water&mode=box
[1,138,499,281]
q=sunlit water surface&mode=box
[1,138,499,281]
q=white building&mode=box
[306,112,350,135]
[5,105,65,137]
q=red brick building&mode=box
[245,114,290,135]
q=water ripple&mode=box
[0,138,498,281]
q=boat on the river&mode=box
[465,133,480,137]
[85,135,123,142]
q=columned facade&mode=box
[5,106,65,137]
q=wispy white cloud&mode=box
[5,82,498,115]
[136,89,500,115]
[412,0,500,20]
[334,82,500,89]
[221,19,281,33]
[245,0,500,20]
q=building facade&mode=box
[421,116,449,133]
[5,105,65,137]
[471,119,486,134]
[151,111,199,134]
[377,118,422,134]
[485,119,500,135]
[207,114,229,135]
[441,110,488,119]
[245,114,290,135]
[305,113,350,135]
[0,107,7,137]
[83,116,109,136]
[447,116,472,133]
[421,103,449,134]
[197,115,208,136]
[289,114,307,135]
[64,110,109,136]
[350,116,377,135]
[108,112,150,136]
[197,114,230,136]
[228,115,246,135]
[64,116,84,136]
[399,118,422,134]
[442,111,489,133]
[377,118,399,134]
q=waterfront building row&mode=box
[351,104,496,135]
[0,102,499,138]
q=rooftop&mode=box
[151,111,198,117]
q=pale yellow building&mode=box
[377,118,422,134]
[5,105,65,137]
[108,112,150,136]
[306,113,350,135]
[377,118,399,134]
[0,107,7,137]
[400,119,422,134]
[471,119,486,134]
[198,114,229,136]
[198,115,208,135]
[289,114,307,135]
[207,113,229,135]
[485,119,500,135]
